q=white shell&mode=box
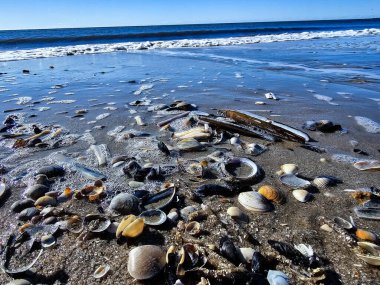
[227,206,247,221]
[280,174,311,189]
[238,247,255,263]
[134,116,146,126]
[312,177,330,189]
[220,157,259,183]
[93,264,110,279]
[40,234,56,248]
[128,245,166,280]
[238,191,273,212]
[292,189,312,202]
[280,164,298,175]
[333,217,353,230]
[267,270,289,285]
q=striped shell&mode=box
[312,177,331,189]
[258,185,285,204]
[292,189,312,202]
[238,191,273,213]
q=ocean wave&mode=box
[0,28,379,62]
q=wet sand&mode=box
[0,38,379,284]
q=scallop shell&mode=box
[280,164,298,175]
[258,185,285,204]
[139,209,167,226]
[333,217,354,230]
[127,245,166,280]
[280,174,311,189]
[83,214,111,233]
[238,191,273,213]
[185,221,201,236]
[220,157,259,183]
[40,234,56,248]
[356,229,377,242]
[93,264,110,279]
[292,189,312,202]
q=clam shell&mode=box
[353,160,380,171]
[67,216,84,234]
[267,270,289,285]
[292,189,312,202]
[238,191,273,212]
[258,185,285,204]
[36,165,65,178]
[5,279,32,285]
[127,245,166,280]
[143,187,176,210]
[227,206,248,221]
[185,221,201,236]
[312,177,330,189]
[356,229,377,242]
[34,196,57,207]
[280,164,298,175]
[93,264,110,279]
[220,157,259,183]
[357,242,380,256]
[356,254,380,266]
[108,193,139,214]
[18,207,40,221]
[40,234,56,248]
[139,209,167,226]
[280,174,311,189]
[84,214,111,233]
[122,217,145,238]
[333,217,354,230]
[116,215,136,238]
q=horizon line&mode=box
[1,17,379,32]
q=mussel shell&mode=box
[220,157,259,183]
[83,214,111,233]
[354,206,380,220]
[194,184,233,197]
[279,174,311,189]
[219,236,241,265]
[127,245,166,280]
[143,187,176,210]
[238,191,273,213]
[139,209,167,226]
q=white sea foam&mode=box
[313,94,339,105]
[354,116,380,133]
[1,28,379,62]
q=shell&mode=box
[333,217,354,230]
[25,184,49,200]
[40,234,56,248]
[180,206,198,221]
[280,164,298,175]
[238,191,273,212]
[280,174,311,189]
[84,214,111,233]
[220,157,260,183]
[185,221,201,236]
[5,279,32,285]
[34,196,57,207]
[267,270,289,285]
[116,215,145,238]
[353,160,380,171]
[36,165,65,178]
[258,185,285,204]
[354,206,380,220]
[357,241,380,256]
[139,209,167,226]
[238,247,255,263]
[18,207,40,221]
[292,189,312,202]
[108,193,139,214]
[11,199,35,213]
[134,116,146,126]
[116,215,137,238]
[312,176,339,189]
[227,206,248,221]
[356,254,380,266]
[177,138,202,151]
[356,229,377,242]
[127,245,166,280]
[0,181,10,201]
[93,264,110,279]
[143,187,176,210]
[66,215,84,234]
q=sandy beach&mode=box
[0,33,379,285]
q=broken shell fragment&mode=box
[41,234,56,248]
[280,174,311,189]
[139,209,167,226]
[258,185,285,204]
[127,245,166,280]
[292,189,312,202]
[93,264,110,279]
[177,138,203,151]
[220,157,260,183]
[134,115,146,126]
[238,191,273,213]
[267,270,289,285]
[185,221,201,236]
[67,215,84,234]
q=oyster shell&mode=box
[238,191,273,212]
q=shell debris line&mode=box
[0,93,379,285]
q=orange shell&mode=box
[258,185,285,204]
[356,229,377,242]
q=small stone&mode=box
[128,181,145,188]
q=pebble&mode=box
[180,205,198,221]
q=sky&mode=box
[0,0,379,30]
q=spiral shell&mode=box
[258,185,285,204]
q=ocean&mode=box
[0,18,379,61]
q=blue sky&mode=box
[0,0,379,30]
